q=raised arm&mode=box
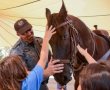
[77,44,97,64]
[38,25,56,68]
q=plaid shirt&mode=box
[10,37,43,71]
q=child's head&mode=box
[0,55,28,90]
[78,62,110,90]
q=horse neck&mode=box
[92,32,110,60]
[70,16,96,57]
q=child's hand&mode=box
[77,44,97,63]
[44,25,56,41]
[77,44,88,56]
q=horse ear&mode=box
[59,0,67,18]
[46,8,51,20]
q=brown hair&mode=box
[79,62,110,90]
[0,55,28,90]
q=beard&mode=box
[27,36,34,43]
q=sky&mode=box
[0,0,110,47]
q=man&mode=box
[10,18,64,90]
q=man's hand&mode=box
[44,58,64,77]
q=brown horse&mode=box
[46,1,110,90]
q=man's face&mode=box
[17,28,34,43]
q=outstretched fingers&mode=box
[45,25,56,41]
[48,25,56,35]
[52,59,64,74]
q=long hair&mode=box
[0,55,28,90]
[79,62,110,90]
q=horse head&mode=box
[46,0,95,86]
[46,1,110,89]
[46,0,73,85]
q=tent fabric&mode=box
[0,0,110,47]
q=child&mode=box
[0,26,64,90]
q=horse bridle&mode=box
[56,19,73,29]
[55,17,81,69]
[55,16,95,72]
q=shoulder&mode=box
[12,40,22,49]
[22,65,43,90]
[10,40,23,55]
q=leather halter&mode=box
[56,20,73,29]
[56,17,96,57]
[59,60,71,64]
[54,17,79,66]
[54,18,74,64]
[54,17,95,72]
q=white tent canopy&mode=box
[0,0,110,47]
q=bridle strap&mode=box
[66,17,95,58]
[55,17,79,67]
[91,32,96,57]
[60,59,70,64]
[56,20,73,29]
